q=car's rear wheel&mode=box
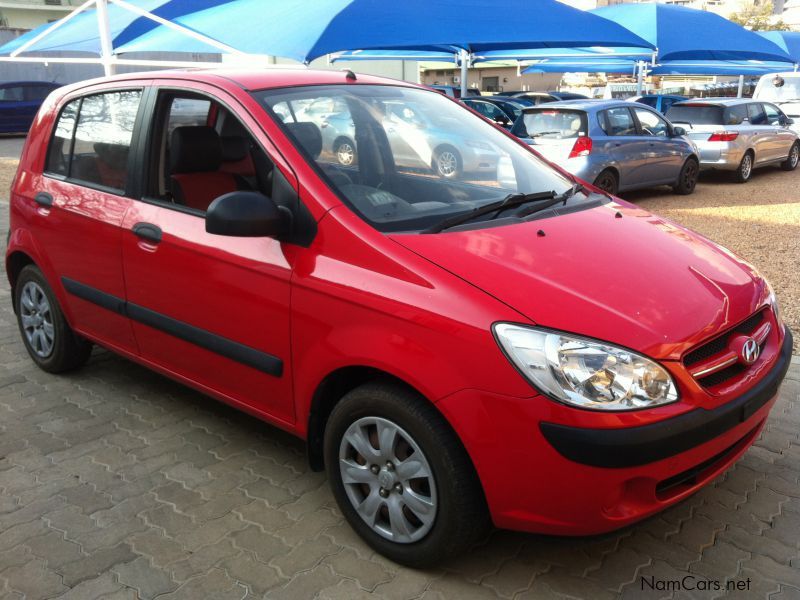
[324,381,488,567]
[334,138,356,167]
[593,169,619,196]
[433,146,462,179]
[781,142,799,171]
[672,157,699,195]
[733,151,753,183]
[14,265,92,373]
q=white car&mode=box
[754,72,800,135]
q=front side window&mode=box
[633,107,669,137]
[46,90,142,192]
[254,84,577,232]
[762,103,783,125]
[600,107,636,136]
[747,103,767,125]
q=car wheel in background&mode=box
[593,169,619,196]
[781,142,799,171]
[672,157,699,195]
[334,138,357,166]
[324,381,488,567]
[733,151,754,183]
[14,265,92,373]
[433,146,462,179]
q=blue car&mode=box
[512,99,700,196]
[0,81,61,134]
[627,94,688,115]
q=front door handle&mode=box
[34,192,53,208]
[132,222,162,244]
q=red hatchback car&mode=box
[6,69,792,566]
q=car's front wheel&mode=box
[334,138,356,167]
[673,157,699,195]
[781,142,799,171]
[14,265,92,373]
[324,381,488,567]
[432,146,462,179]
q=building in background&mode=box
[0,0,82,29]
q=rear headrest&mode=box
[286,122,322,159]
[220,136,250,162]
[170,126,222,173]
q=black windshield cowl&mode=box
[423,190,558,234]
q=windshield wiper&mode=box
[531,130,561,138]
[515,183,585,219]
[423,190,557,233]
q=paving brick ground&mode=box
[0,198,799,598]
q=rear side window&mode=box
[46,90,142,192]
[666,105,724,125]
[599,107,636,136]
[747,103,767,125]
[724,105,748,125]
[520,109,587,139]
[0,86,24,102]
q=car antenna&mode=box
[344,69,357,81]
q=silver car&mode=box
[512,100,700,196]
[294,97,499,178]
[665,98,800,183]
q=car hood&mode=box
[390,201,767,360]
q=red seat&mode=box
[170,126,248,212]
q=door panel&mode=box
[120,200,294,423]
[763,103,796,160]
[632,107,684,184]
[600,107,649,189]
[747,104,773,163]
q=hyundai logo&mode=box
[740,337,760,365]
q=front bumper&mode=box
[437,327,792,536]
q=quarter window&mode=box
[46,90,142,192]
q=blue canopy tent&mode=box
[758,31,800,68]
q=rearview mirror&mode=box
[672,126,687,136]
[206,191,290,238]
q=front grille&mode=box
[684,310,764,367]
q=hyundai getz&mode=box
[6,69,792,567]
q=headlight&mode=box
[766,282,783,328]
[493,324,679,411]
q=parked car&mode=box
[293,96,501,177]
[428,84,481,99]
[7,69,792,567]
[753,72,800,135]
[627,94,687,114]
[508,91,589,105]
[512,100,700,195]
[0,81,60,134]
[666,98,800,182]
[462,96,527,128]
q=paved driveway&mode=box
[0,196,799,598]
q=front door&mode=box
[120,88,295,425]
[632,106,684,184]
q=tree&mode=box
[729,1,792,31]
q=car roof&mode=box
[54,68,423,98]
[520,99,632,112]
[671,97,756,107]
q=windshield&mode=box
[755,76,800,105]
[253,85,576,232]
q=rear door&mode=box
[631,106,685,184]
[120,83,295,425]
[25,85,146,353]
[598,106,650,189]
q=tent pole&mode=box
[460,49,469,97]
[636,60,644,95]
[96,0,115,76]
[737,74,744,98]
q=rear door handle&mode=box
[34,192,53,208]
[132,222,162,244]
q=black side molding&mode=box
[61,277,282,377]
[540,327,793,469]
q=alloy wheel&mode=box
[20,281,55,358]
[791,145,799,168]
[338,416,437,544]
[337,142,355,166]
[436,151,458,177]
[741,154,752,180]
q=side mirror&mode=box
[672,126,687,136]
[786,117,795,126]
[206,191,290,238]
[493,114,510,126]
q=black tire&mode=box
[14,265,92,373]
[733,151,754,183]
[781,142,799,171]
[593,169,619,196]
[672,157,699,195]
[324,381,489,567]
[432,145,462,179]
[334,137,357,167]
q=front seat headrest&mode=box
[286,122,323,159]
[171,126,222,173]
